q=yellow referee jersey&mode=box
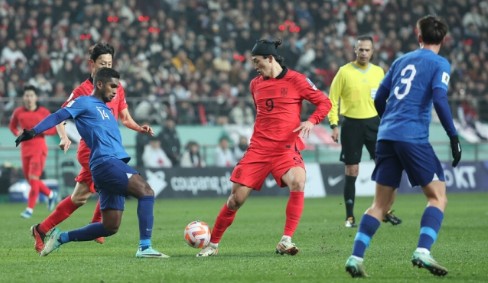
[328,62,384,126]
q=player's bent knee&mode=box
[102,223,120,235]
[227,194,243,210]
[71,194,91,206]
[288,180,305,192]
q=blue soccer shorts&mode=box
[372,140,445,188]
[91,158,138,211]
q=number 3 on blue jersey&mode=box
[394,64,417,99]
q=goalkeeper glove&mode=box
[450,135,462,167]
[15,129,36,147]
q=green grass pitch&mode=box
[0,192,487,283]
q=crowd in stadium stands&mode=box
[0,0,487,126]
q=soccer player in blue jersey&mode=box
[15,68,169,259]
[345,15,462,278]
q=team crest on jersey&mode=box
[280,87,288,97]
[306,78,318,90]
[441,72,450,85]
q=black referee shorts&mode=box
[339,116,380,165]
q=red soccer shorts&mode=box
[74,146,96,193]
[230,148,305,190]
[22,153,46,179]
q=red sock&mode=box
[37,180,52,196]
[38,196,79,234]
[210,204,237,244]
[284,191,305,237]
[91,199,102,223]
[27,179,40,209]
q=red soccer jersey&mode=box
[9,106,57,157]
[249,68,331,153]
[63,78,128,161]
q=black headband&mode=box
[251,40,278,56]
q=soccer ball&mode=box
[184,221,211,249]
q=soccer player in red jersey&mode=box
[9,85,58,219]
[30,42,154,254]
[197,39,332,257]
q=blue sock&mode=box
[417,206,444,251]
[64,222,114,243]
[352,214,381,258]
[138,196,154,249]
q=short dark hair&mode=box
[357,35,374,44]
[93,67,120,85]
[89,42,115,62]
[417,15,448,45]
[23,85,37,93]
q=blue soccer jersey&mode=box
[377,49,451,143]
[64,96,130,169]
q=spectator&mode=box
[233,135,249,161]
[214,136,236,167]
[229,99,254,125]
[0,39,27,68]
[142,136,173,168]
[0,1,486,127]
[157,118,182,167]
[181,140,206,168]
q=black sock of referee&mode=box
[344,175,357,219]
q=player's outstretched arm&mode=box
[15,109,72,147]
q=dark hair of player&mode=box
[89,42,115,62]
[23,85,37,93]
[417,15,448,45]
[94,67,120,85]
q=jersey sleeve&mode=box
[117,86,129,112]
[432,59,450,91]
[8,108,20,136]
[40,107,58,135]
[64,97,87,118]
[327,68,344,126]
[62,88,84,108]
[296,74,331,125]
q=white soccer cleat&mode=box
[196,243,219,257]
[275,239,299,256]
[40,228,62,256]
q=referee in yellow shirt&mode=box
[328,35,401,228]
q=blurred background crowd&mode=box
[1,0,487,127]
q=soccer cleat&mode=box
[40,228,62,256]
[196,243,219,257]
[411,251,448,276]
[47,191,58,211]
[345,256,368,278]
[20,209,33,219]
[30,224,46,254]
[345,217,357,228]
[135,247,170,259]
[94,237,105,244]
[383,210,402,225]
[275,239,299,256]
